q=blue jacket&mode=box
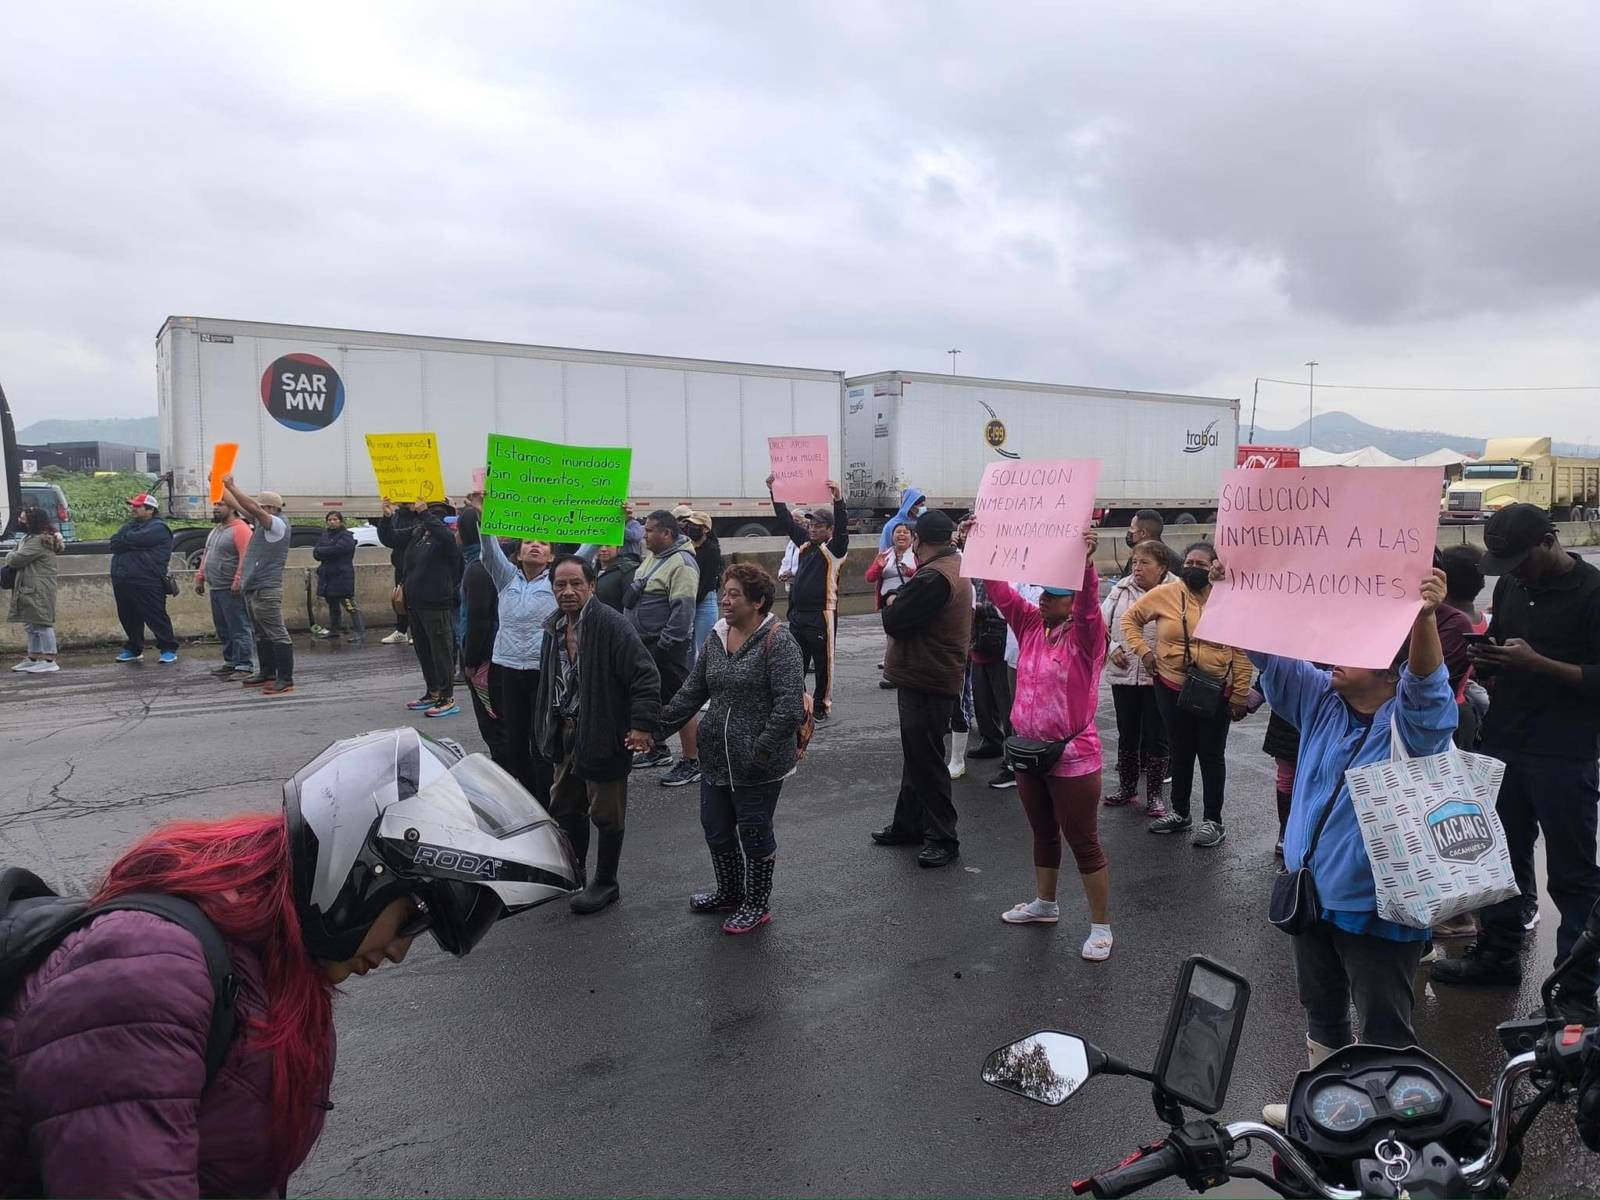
[878,487,925,552]
[108,517,174,586]
[481,534,557,670]
[1253,654,1457,940]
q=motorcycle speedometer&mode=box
[1387,1072,1446,1120]
[1309,1082,1378,1134]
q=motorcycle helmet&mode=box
[284,727,578,961]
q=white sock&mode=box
[1025,897,1059,917]
[1090,923,1112,940]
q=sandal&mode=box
[1081,928,1114,961]
[1001,901,1059,925]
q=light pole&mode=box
[948,349,961,374]
[1304,361,1319,447]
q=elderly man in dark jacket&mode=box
[535,554,660,915]
[109,492,179,664]
[872,509,974,867]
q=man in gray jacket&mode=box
[623,510,700,773]
[222,475,295,697]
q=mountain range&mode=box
[1249,410,1599,459]
[17,417,160,447]
[14,409,1600,462]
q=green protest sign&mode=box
[480,435,633,544]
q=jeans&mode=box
[970,657,1013,748]
[690,593,718,669]
[325,596,365,639]
[888,687,959,850]
[113,579,178,654]
[1151,682,1231,822]
[409,606,456,702]
[208,587,254,667]
[1293,920,1425,1048]
[700,778,784,858]
[494,664,553,804]
[1479,753,1600,998]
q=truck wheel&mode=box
[731,522,773,538]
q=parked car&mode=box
[20,481,75,540]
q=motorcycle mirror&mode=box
[981,1031,1105,1107]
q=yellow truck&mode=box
[1442,437,1600,522]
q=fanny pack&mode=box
[1269,726,1377,936]
[1002,736,1068,776]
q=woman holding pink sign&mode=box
[979,529,1116,963]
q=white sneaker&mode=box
[10,659,36,672]
[948,759,967,779]
[24,660,60,674]
[381,630,408,645]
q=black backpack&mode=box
[0,868,239,1088]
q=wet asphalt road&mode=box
[1,616,1597,1198]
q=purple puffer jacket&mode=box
[0,910,330,1198]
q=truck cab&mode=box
[1442,436,1600,522]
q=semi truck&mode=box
[843,371,1239,526]
[1442,437,1600,522]
[155,316,846,561]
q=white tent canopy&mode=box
[1300,445,1407,467]
[1299,445,1474,467]
[1409,447,1477,466]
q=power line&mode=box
[1257,376,1600,393]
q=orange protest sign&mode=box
[209,443,240,504]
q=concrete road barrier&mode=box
[11,522,1596,650]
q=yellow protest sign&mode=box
[365,433,445,503]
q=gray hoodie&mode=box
[658,614,806,786]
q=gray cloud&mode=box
[4,1,1600,440]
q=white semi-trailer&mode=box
[843,371,1239,527]
[155,315,846,560]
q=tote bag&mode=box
[1345,717,1517,928]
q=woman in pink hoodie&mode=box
[982,529,1113,961]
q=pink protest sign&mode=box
[767,435,832,503]
[1194,466,1442,668]
[960,459,1101,588]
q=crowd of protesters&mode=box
[9,481,1600,1068]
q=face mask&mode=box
[1125,531,1137,547]
[1180,565,1211,591]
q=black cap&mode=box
[914,509,956,544]
[1480,503,1555,575]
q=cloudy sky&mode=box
[5,1,1600,441]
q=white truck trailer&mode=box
[155,316,845,560]
[842,371,1239,527]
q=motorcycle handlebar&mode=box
[1084,1143,1186,1199]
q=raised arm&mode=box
[480,526,517,590]
[222,476,269,528]
[825,487,848,557]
